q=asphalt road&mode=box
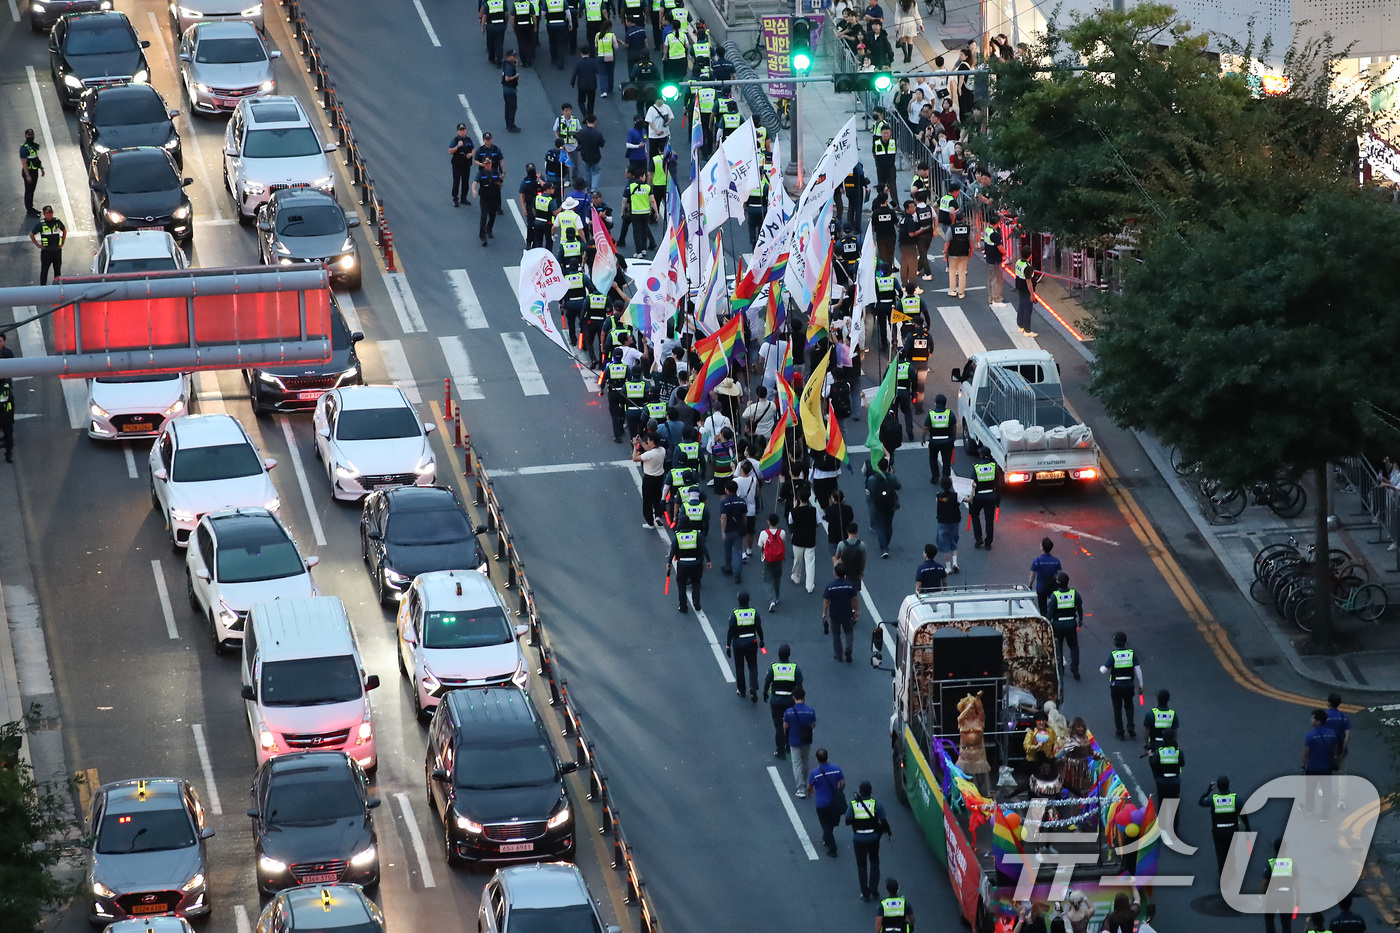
[0,1,1394,931]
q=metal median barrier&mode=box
[1337,456,1400,572]
[281,0,398,271]
[446,387,663,933]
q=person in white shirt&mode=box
[701,409,733,451]
[743,387,780,441]
[759,337,789,393]
[733,458,759,557]
[645,99,674,157]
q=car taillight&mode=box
[1072,467,1099,480]
[1006,472,1031,484]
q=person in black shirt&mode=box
[944,216,972,298]
[0,333,14,462]
[836,164,868,229]
[475,134,505,245]
[914,543,946,592]
[897,201,923,292]
[29,206,66,285]
[787,481,820,593]
[871,188,897,269]
[502,51,521,131]
[983,222,1004,305]
[449,123,475,207]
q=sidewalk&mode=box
[1040,281,1400,694]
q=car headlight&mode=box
[348,844,375,868]
[173,204,191,219]
[547,806,571,829]
[420,666,439,690]
[91,879,116,898]
[455,815,483,833]
[105,209,125,224]
[338,254,355,270]
[180,871,205,892]
[243,182,266,196]
[133,69,150,84]
[163,136,180,150]
[193,82,212,94]
[257,729,277,751]
[383,567,408,585]
[257,371,283,387]
[99,0,112,8]
[178,6,203,16]
[264,497,280,512]
[274,242,291,255]
[89,401,110,419]
[64,74,84,89]
[313,175,334,190]
[217,598,239,624]
[240,2,263,14]
[169,508,196,523]
[257,855,286,874]
[278,258,293,266]
[512,661,528,687]
[414,454,435,476]
[258,79,275,92]
[32,1,46,10]
[91,141,110,154]
[334,463,359,479]
[335,366,360,386]
[163,398,186,416]
[355,720,372,743]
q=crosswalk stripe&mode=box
[989,304,1041,350]
[335,289,363,334]
[193,372,228,415]
[445,269,490,329]
[502,266,520,300]
[384,273,427,333]
[378,339,424,405]
[500,332,548,396]
[938,305,987,359]
[438,336,486,400]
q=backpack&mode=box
[838,539,866,576]
[830,380,852,419]
[874,476,900,511]
[761,528,786,562]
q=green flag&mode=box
[865,358,900,475]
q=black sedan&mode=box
[244,299,362,414]
[89,147,193,243]
[79,83,181,169]
[249,752,380,894]
[29,0,111,34]
[360,486,486,606]
[256,188,361,289]
[49,11,151,108]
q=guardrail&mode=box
[446,388,662,933]
[281,0,397,272]
[1336,456,1400,572]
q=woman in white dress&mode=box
[894,0,921,64]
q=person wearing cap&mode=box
[725,591,765,701]
[1099,631,1143,740]
[921,393,955,485]
[846,784,893,901]
[475,134,506,244]
[19,129,44,215]
[667,513,711,614]
[529,178,558,249]
[29,206,66,285]
[502,50,522,132]
[762,644,803,756]
[449,123,475,207]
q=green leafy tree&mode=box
[0,716,81,932]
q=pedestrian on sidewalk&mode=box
[935,476,961,573]
[757,513,787,611]
[1029,537,1062,617]
[783,687,817,795]
[914,543,946,593]
[807,749,846,856]
[823,562,859,661]
[787,482,819,593]
[864,20,894,69]
[894,0,920,64]
[845,782,892,901]
[1014,244,1039,337]
[724,590,765,701]
[19,128,44,215]
[29,206,66,285]
[449,123,475,206]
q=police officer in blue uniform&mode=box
[1099,631,1143,740]
[724,590,765,700]
[763,644,802,757]
[668,522,711,613]
[921,393,955,485]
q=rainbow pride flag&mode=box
[685,340,728,412]
[694,312,742,361]
[764,279,786,338]
[775,371,797,416]
[825,403,847,462]
[758,409,791,480]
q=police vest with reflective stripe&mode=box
[851,798,878,833]
[896,361,910,383]
[927,408,951,433]
[983,227,998,246]
[676,529,700,555]
[565,271,585,293]
[693,40,710,58]
[723,110,741,129]
[698,87,716,112]
[584,0,602,18]
[36,221,63,247]
[938,193,956,213]
[629,183,651,213]
[974,460,997,488]
[881,896,906,917]
[1268,857,1293,881]
[666,33,687,59]
[644,400,666,420]
[625,379,647,400]
[900,295,920,317]
[734,607,758,637]
[683,500,705,523]
[21,143,41,172]
[1015,258,1031,279]
[1151,707,1176,730]
[873,139,895,157]
[1157,745,1180,776]
[1110,648,1136,683]
[1212,792,1237,819]
[596,33,614,55]
[514,0,532,13]
[534,193,554,214]
[588,292,608,313]
[607,361,628,382]
[650,155,666,185]
[1053,588,1077,615]
[562,238,583,257]
[674,7,689,27]
[558,116,580,142]
[677,441,700,463]
[770,662,796,693]
[876,274,895,296]
[486,0,507,21]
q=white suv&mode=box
[223,96,336,220]
[149,413,280,548]
[313,385,436,500]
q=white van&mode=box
[240,597,379,772]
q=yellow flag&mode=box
[890,308,911,324]
[800,349,831,451]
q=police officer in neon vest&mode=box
[667,519,711,613]
[873,261,897,353]
[873,878,913,930]
[529,179,558,250]
[481,0,509,63]
[582,286,609,365]
[1049,571,1083,680]
[1263,837,1297,933]
[892,349,915,442]
[602,347,630,441]
[1199,774,1250,874]
[724,590,766,700]
[969,443,999,549]
[543,0,569,67]
[1144,689,1179,748]
[1099,631,1143,740]
[623,170,656,256]
[762,643,803,756]
[512,0,539,67]
[921,393,956,486]
[559,263,592,347]
[1147,727,1184,836]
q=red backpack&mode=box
[762,528,787,562]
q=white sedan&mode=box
[396,570,528,720]
[86,373,190,440]
[312,385,435,500]
[149,413,280,549]
[185,508,317,654]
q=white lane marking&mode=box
[1109,753,1149,807]
[860,586,883,626]
[491,459,633,476]
[990,304,1040,349]
[25,66,80,236]
[693,607,736,683]
[335,289,363,334]
[151,559,179,640]
[60,379,88,431]
[766,765,820,860]
[507,199,527,238]
[378,340,423,405]
[457,93,484,144]
[14,309,84,429]
[233,905,251,933]
[122,443,138,479]
[384,273,427,333]
[395,792,438,888]
[190,724,223,815]
[575,362,600,393]
[501,332,548,395]
[502,265,520,299]
[8,0,19,22]
[1024,519,1120,547]
[446,269,489,329]
[438,336,486,401]
[412,0,442,46]
[938,305,987,358]
[194,372,227,414]
[278,416,327,547]
[144,12,222,219]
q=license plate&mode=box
[1034,470,1067,481]
[130,904,169,915]
[498,842,534,853]
[214,96,234,107]
[121,422,153,433]
[296,390,323,400]
[300,872,338,884]
[139,225,163,231]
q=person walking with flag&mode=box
[864,457,901,559]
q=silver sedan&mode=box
[177,20,278,115]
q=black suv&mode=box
[244,297,363,414]
[249,751,381,893]
[49,11,151,107]
[426,686,577,866]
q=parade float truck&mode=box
[872,585,1158,931]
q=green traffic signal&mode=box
[872,72,892,92]
[790,17,812,74]
[832,72,892,93]
[661,82,681,101]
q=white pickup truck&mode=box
[950,349,1100,486]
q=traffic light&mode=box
[832,72,893,93]
[621,80,659,102]
[790,17,812,74]
[660,81,681,102]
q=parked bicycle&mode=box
[1199,473,1307,522]
[1168,445,1200,477]
[1251,537,1386,630]
[923,0,947,25]
[775,96,792,130]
